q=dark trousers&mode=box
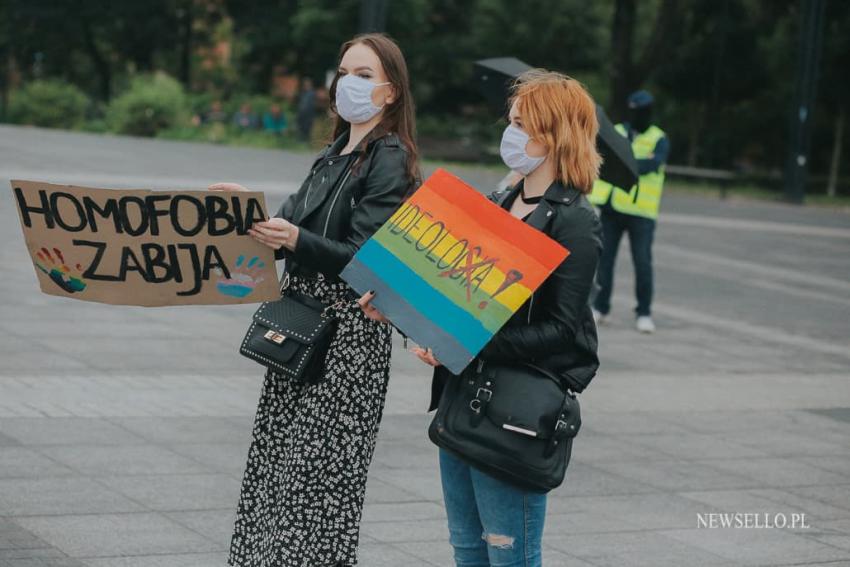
[297,114,314,142]
[593,207,656,317]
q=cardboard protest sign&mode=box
[340,168,569,374]
[11,180,279,306]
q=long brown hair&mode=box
[329,33,420,186]
[510,70,601,193]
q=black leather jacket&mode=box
[274,131,414,281]
[429,179,602,410]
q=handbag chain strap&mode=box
[278,270,291,294]
[321,298,348,318]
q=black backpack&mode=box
[429,359,581,493]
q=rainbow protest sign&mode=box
[340,168,569,374]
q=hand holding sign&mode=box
[208,182,250,192]
[208,182,299,252]
[357,290,389,323]
[358,289,441,366]
[248,218,299,252]
[411,346,442,367]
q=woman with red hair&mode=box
[415,70,603,566]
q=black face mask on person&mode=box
[628,106,652,133]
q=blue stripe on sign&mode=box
[341,257,476,375]
[353,238,493,355]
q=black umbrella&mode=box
[473,57,532,107]
[593,104,638,190]
[473,57,638,190]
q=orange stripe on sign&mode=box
[395,179,568,289]
[420,168,568,268]
[404,190,558,288]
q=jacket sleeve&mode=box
[477,206,601,362]
[637,136,670,175]
[287,144,412,276]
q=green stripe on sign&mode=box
[373,228,515,334]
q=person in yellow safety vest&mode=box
[589,89,669,333]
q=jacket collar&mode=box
[296,131,402,226]
[297,135,358,225]
[497,178,581,232]
[326,131,351,156]
[317,130,401,161]
[313,131,355,162]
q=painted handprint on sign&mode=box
[34,247,87,293]
[215,254,266,298]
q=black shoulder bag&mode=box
[429,359,581,493]
[240,273,345,383]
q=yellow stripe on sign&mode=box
[380,209,534,312]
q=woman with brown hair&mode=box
[212,33,419,567]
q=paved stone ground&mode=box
[1,125,849,566]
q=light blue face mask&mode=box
[335,74,390,124]
[500,124,546,176]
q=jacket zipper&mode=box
[527,292,534,323]
[322,167,353,237]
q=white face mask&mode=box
[335,74,390,124]
[500,124,546,176]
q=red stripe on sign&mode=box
[405,169,568,281]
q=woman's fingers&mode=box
[356,291,388,322]
[247,228,273,242]
[250,223,288,238]
[260,218,292,230]
[411,346,440,367]
[248,227,285,245]
[248,231,282,250]
[208,182,248,192]
[250,218,292,238]
[356,290,375,308]
[365,310,387,323]
[251,220,295,247]
[424,348,441,367]
[249,219,299,252]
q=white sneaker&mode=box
[636,316,656,333]
[592,309,610,326]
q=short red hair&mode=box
[510,70,602,193]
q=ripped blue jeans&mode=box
[439,449,547,567]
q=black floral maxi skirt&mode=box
[228,275,393,567]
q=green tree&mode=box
[608,0,684,119]
[107,73,188,136]
[817,0,849,195]
[654,0,769,168]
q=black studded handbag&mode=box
[429,359,581,493]
[239,274,344,383]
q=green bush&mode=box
[107,73,188,137]
[8,80,90,129]
[157,123,310,151]
[186,91,217,118]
